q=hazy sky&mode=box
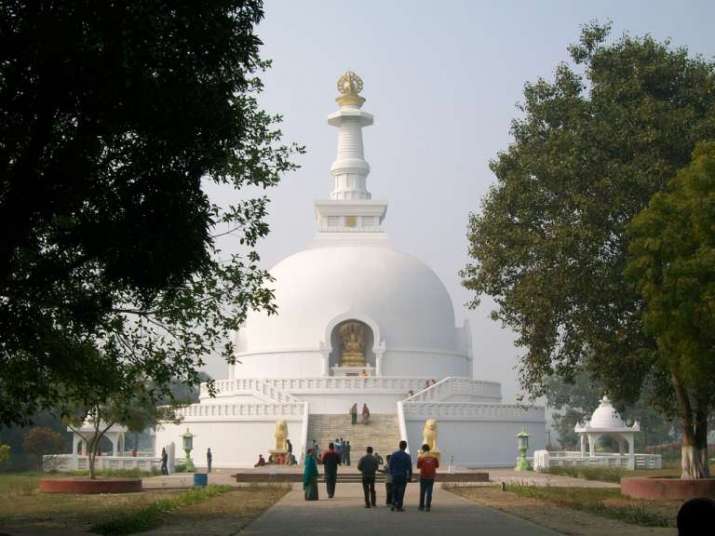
[203,0,715,403]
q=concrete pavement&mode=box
[241,482,559,535]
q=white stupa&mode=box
[155,72,545,468]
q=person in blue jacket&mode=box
[388,440,412,511]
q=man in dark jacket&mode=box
[321,442,341,498]
[357,446,379,508]
[388,440,413,511]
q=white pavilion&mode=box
[154,72,546,468]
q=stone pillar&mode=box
[587,434,596,457]
[319,343,331,376]
[579,434,586,457]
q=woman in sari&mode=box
[303,448,319,500]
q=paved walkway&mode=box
[241,483,559,536]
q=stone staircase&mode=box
[307,414,401,462]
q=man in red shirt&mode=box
[417,444,439,511]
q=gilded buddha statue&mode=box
[338,321,366,367]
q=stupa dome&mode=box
[588,396,628,429]
[237,242,458,356]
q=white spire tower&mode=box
[315,72,387,235]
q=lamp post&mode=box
[182,428,195,472]
[514,429,530,471]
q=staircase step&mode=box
[307,413,401,461]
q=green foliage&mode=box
[91,484,232,535]
[0,411,70,472]
[463,21,715,417]
[0,444,10,465]
[22,427,64,470]
[625,142,715,474]
[545,465,626,483]
[0,1,303,426]
[504,485,673,527]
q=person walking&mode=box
[160,447,168,475]
[389,440,412,511]
[303,448,319,501]
[417,444,439,511]
[380,455,393,505]
[350,403,358,425]
[206,448,213,473]
[322,442,341,498]
[357,446,379,508]
[345,441,352,465]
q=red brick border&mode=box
[621,477,715,500]
[39,478,142,494]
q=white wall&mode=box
[405,419,546,467]
[155,418,304,468]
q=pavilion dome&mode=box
[588,396,627,429]
[236,241,459,356]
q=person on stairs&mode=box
[389,440,412,512]
[357,446,379,508]
[350,403,358,425]
[417,444,439,512]
[322,442,341,498]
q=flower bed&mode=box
[39,478,142,494]
[621,477,715,500]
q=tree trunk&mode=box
[88,436,97,480]
[672,372,709,479]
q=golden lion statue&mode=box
[274,419,288,452]
[420,419,440,459]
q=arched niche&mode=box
[328,319,376,369]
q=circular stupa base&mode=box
[621,477,715,500]
[39,478,142,494]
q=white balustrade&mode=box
[43,454,162,473]
[174,401,307,420]
[402,401,545,422]
[546,451,662,469]
[405,377,502,403]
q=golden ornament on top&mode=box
[336,71,365,106]
[337,71,363,96]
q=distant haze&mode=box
[202,0,715,403]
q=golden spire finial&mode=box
[336,71,365,106]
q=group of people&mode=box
[303,440,439,512]
[253,438,297,467]
[349,402,370,425]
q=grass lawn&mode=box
[0,473,289,535]
[545,461,715,483]
[449,484,679,533]
[503,485,676,527]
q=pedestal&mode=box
[331,365,375,377]
[269,449,288,465]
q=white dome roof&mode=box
[237,242,460,354]
[588,396,627,429]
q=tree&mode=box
[462,22,715,478]
[0,1,303,424]
[22,427,65,470]
[625,142,715,478]
[63,375,180,479]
